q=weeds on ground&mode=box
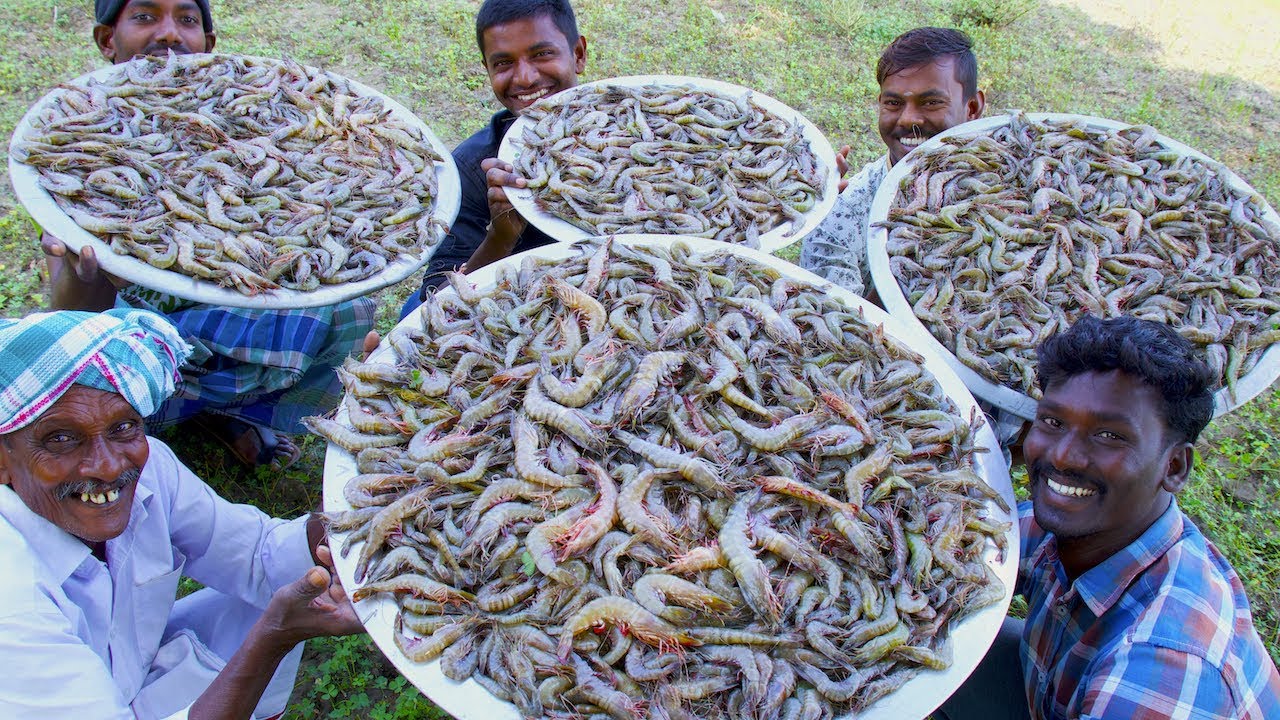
[1187,389,1280,660]
[289,636,446,720]
[949,0,1039,28]
[0,206,41,312]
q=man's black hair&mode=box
[1035,315,1216,445]
[877,27,977,99]
[95,0,214,33]
[475,0,579,55]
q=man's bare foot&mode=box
[193,414,302,470]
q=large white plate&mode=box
[497,76,839,251]
[8,55,461,310]
[322,234,1018,720]
[867,112,1280,421]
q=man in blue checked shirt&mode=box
[41,0,377,470]
[937,315,1279,720]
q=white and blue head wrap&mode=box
[0,309,192,434]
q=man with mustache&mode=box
[0,309,364,719]
[936,315,1279,720]
[400,0,586,316]
[800,26,985,298]
[40,0,377,471]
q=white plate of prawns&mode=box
[10,54,461,310]
[868,112,1280,422]
[320,235,1018,720]
[498,75,839,251]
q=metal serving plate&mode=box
[866,112,1280,420]
[497,76,839,251]
[8,54,461,310]
[322,234,1018,720]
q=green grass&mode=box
[2,0,1279,715]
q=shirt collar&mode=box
[0,484,94,582]
[1071,500,1184,616]
[491,109,517,142]
[0,471,156,583]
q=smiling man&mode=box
[92,0,216,60]
[0,310,364,720]
[799,27,985,298]
[936,315,1280,720]
[401,0,586,316]
[41,0,377,471]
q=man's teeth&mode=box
[78,489,121,505]
[1047,478,1097,498]
[899,137,925,147]
[516,88,549,103]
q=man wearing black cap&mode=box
[92,0,216,61]
[40,0,378,472]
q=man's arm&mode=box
[41,232,119,311]
[188,546,362,720]
[151,440,363,718]
[412,145,495,297]
[464,158,529,273]
[797,158,884,297]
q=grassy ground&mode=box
[2,0,1278,716]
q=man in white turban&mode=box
[0,309,363,720]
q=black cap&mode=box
[95,0,214,33]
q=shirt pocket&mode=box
[132,555,186,656]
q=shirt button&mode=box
[1054,602,1069,619]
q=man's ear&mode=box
[966,89,986,121]
[1161,442,1194,494]
[573,35,587,75]
[93,24,117,62]
[0,440,12,487]
[205,33,216,53]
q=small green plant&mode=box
[814,0,868,36]
[949,0,1038,29]
[288,636,451,720]
[0,206,42,314]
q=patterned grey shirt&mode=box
[798,154,890,297]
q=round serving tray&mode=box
[322,234,1018,720]
[8,54,461,310]
[867,112,1280,421]
[497,76,839,251]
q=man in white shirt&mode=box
[800,26,986,297]
[0,309,363,720]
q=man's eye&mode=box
[43,432,75,448]
[1097,430,1124,441]
[1038,416,1061,429]
[132,13,154,22]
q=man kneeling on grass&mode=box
[0,309,364,719]
[936,315,1279,720]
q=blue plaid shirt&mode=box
[1016,501,1280,719]
[119,289,375,433]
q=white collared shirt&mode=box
[0,437,312,718]
[798,154,891,296]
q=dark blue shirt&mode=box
[403,110,554,315]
